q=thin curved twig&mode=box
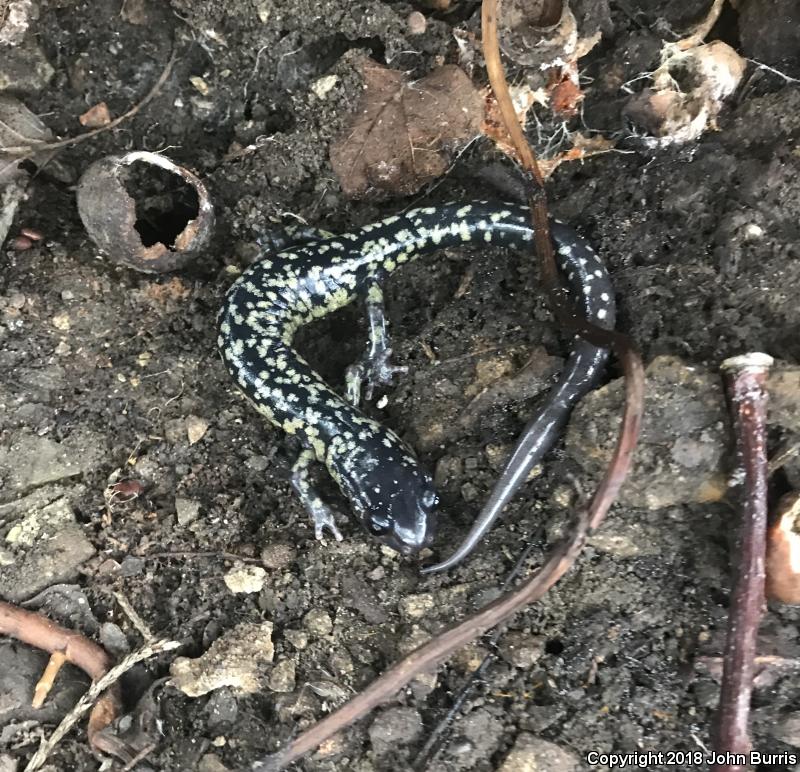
[0,599,119,748]
[0,46,177,157]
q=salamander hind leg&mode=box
[290,448,344,542]
[346,281,408,404]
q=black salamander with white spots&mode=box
[218,201,616,567]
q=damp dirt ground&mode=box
[2,1,800,770]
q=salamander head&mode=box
[327,433,438,554]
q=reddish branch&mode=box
[714,353,773,770]
[249,1,644,769]
[0,599,120,747]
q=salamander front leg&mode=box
[346,281,408,404]
[290,449,344,542]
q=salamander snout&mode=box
[364,478,438,555]
[336,451,438,554]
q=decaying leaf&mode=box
[0,94,53,184]
[548,70,583,117]
[0,94,54,247]
[535,132,616,178]
[330,59,483,198]
[481,82,548,160]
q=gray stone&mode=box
[0,492,95,602]
[498,734,580,772]
[565,356,728,509]
[498,631,546,669]
[0,429,106,500]
[260,542,296,570]
[303,608,333,637]
[205,688,238,732]
[0,39,54,93]
[771,711,800,748]
[119,556,145,576]
[99,622,130,658]
[175,497,201,526]
[368,707,422,754]
[0,752,18,772]
[0,523,95,602]
[267,659,296,693]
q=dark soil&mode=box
[2,1,800,771]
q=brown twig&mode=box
[0,45,177,157]
[247,2,645,769]
[714,353,773,771]
[31,651,67,709]
[0,599,120,748]
[24,638,180,772]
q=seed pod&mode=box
[76,151,214,273]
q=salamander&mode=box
[217,201,615,567]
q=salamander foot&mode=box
[290,449,344,541]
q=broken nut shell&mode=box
[76,151,214,273]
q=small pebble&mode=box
[771,711,800,748]
[330,649,354,675]
[369,707,423,754]
[12,236,33,251]
[223,564,267,594]
[246,454,269,472]
[119,556,145,576]
[407,10,427,35]
[260,542,296,570]
[461,482,479,502]
[198,753,229,772]
[498,631,546,669]
[367,565,385,581]
[268,659,296,692]
[6,292,26,309]
[100,622,131,657]
[398,593,435,620]
[303,608,333,636]
[498,733,580,772]
[176,497,202,526]
[284,629,309,650]
[186,414,210,445]
[51,312,70,331]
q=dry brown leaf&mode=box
[79,101,112,128]
[0,94,54,184]
[481,83,547,161]
[330,60,483,199]
[0,95,55,247]
[548,72,583,117]
[535,132,615,178]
